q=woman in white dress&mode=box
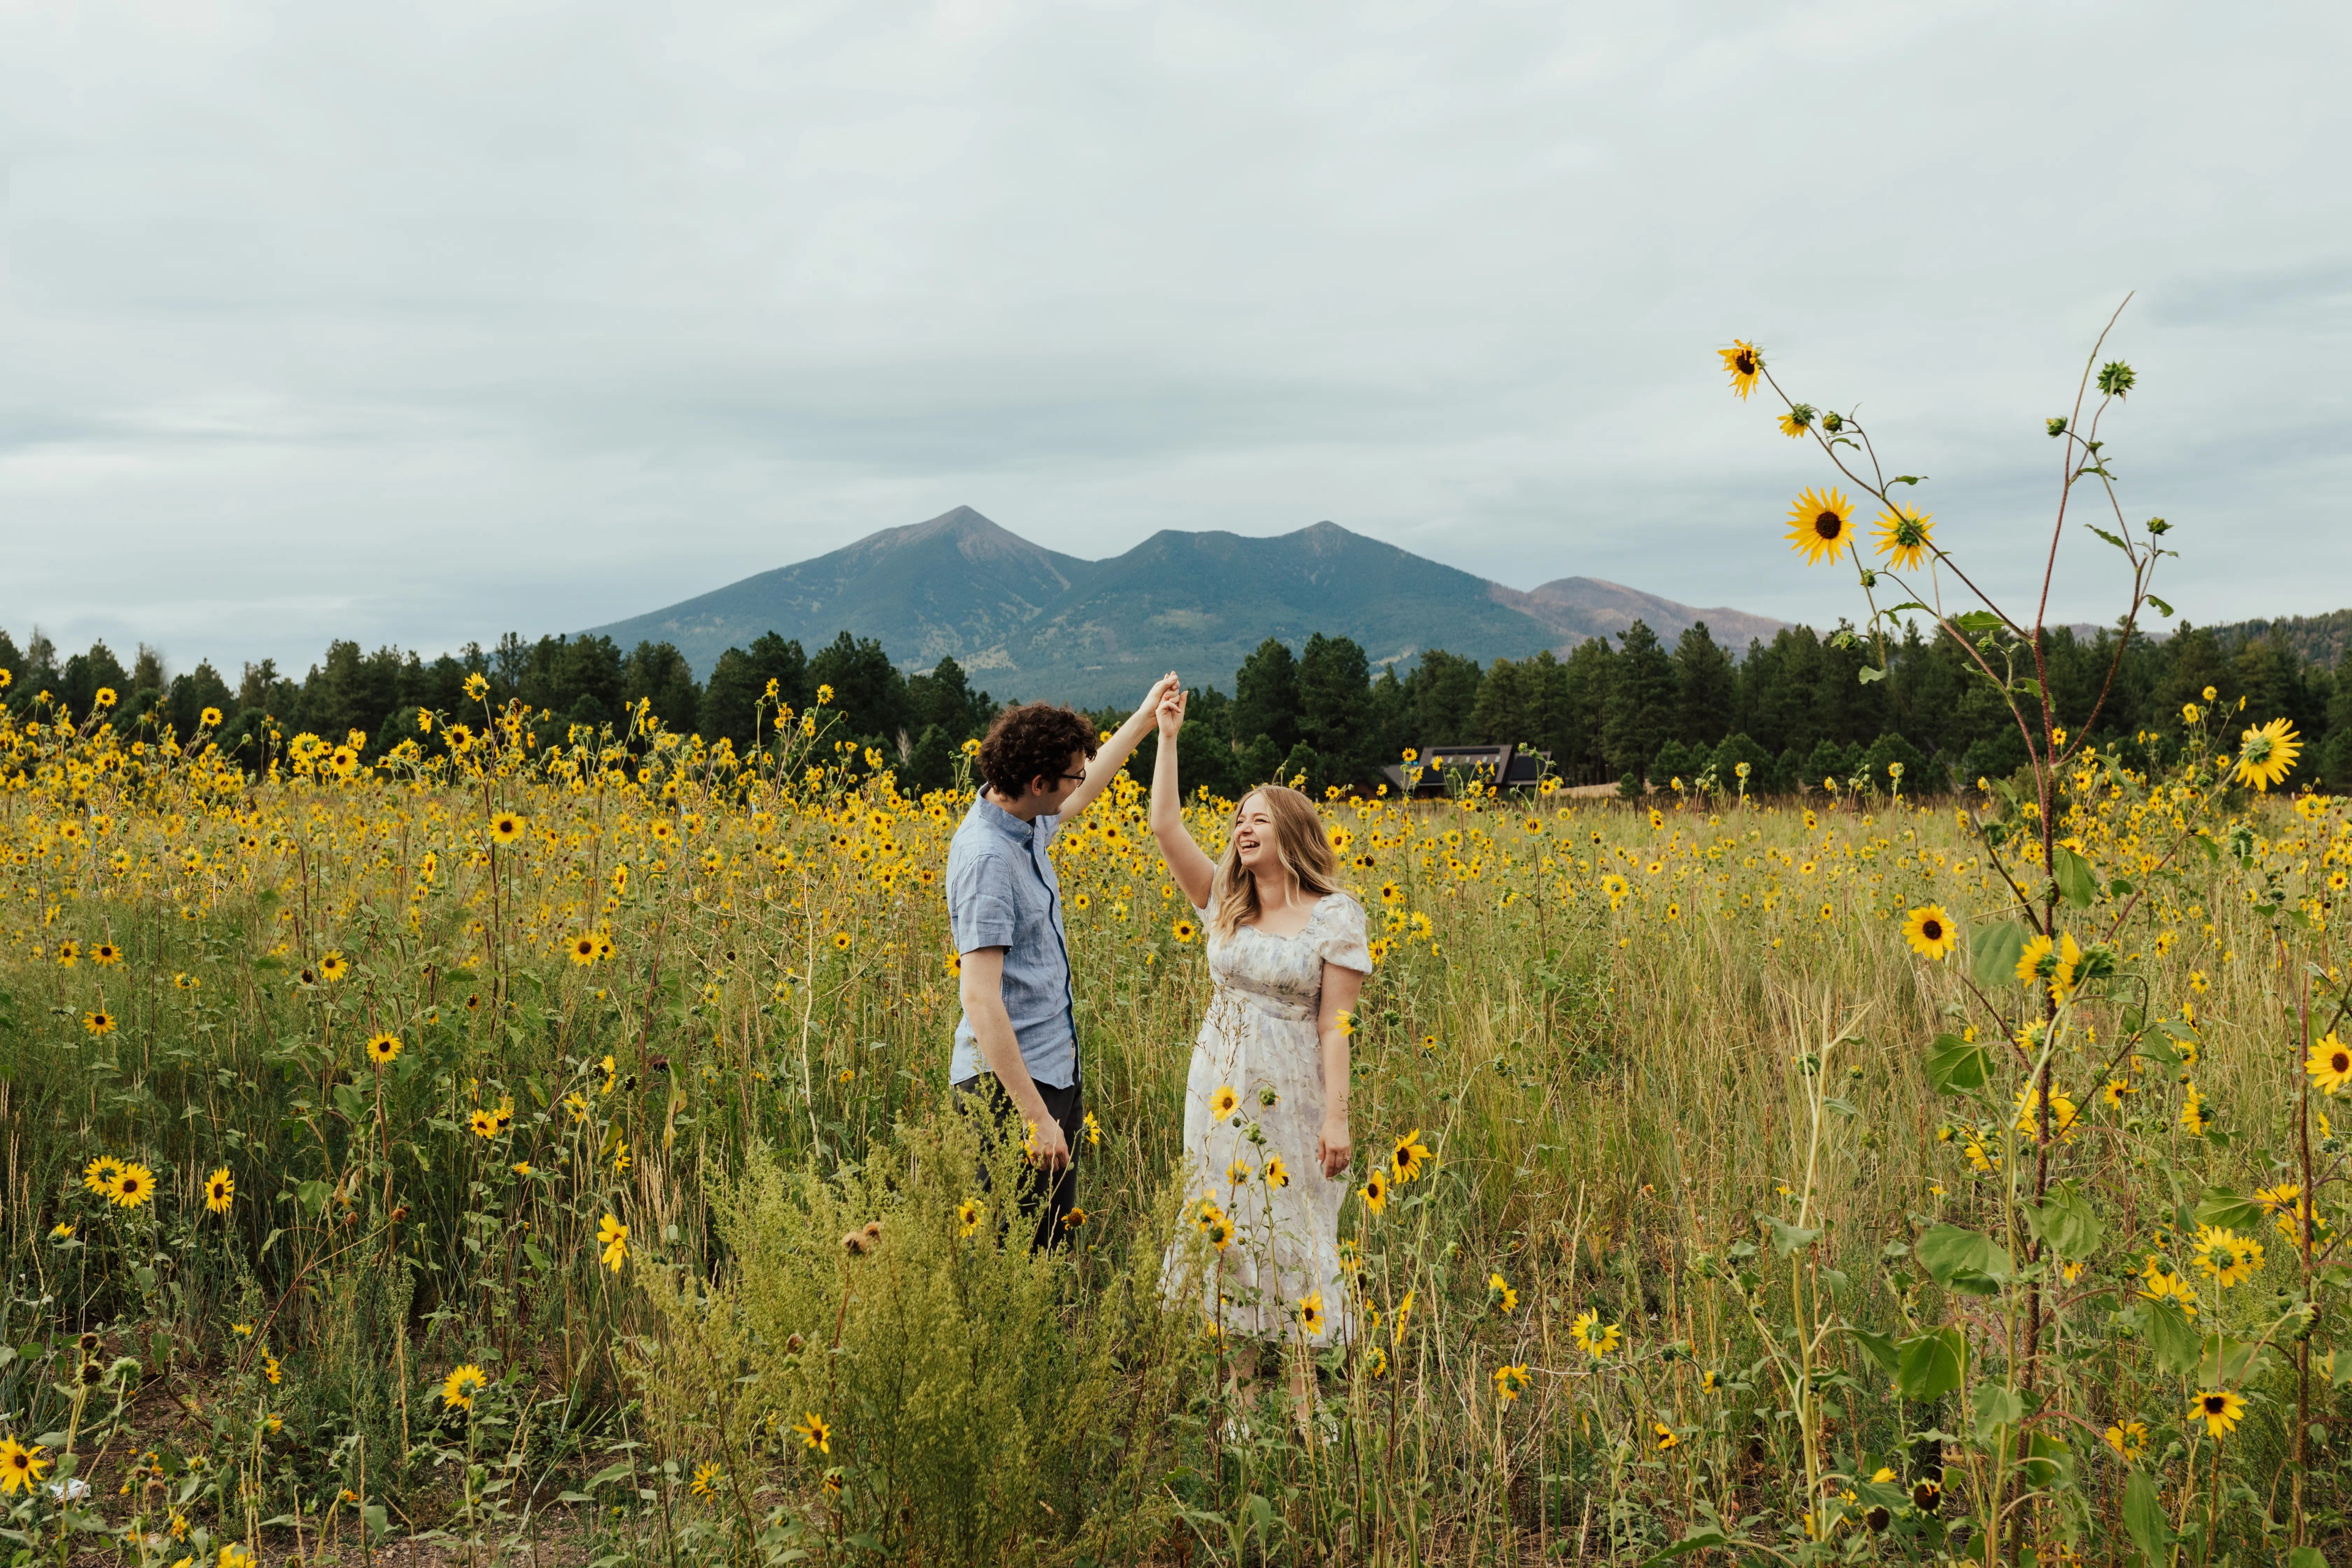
[1145,685,1371,1390]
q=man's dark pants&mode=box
[952,1074,1084,1253]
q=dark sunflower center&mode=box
[1922,919,1943,940]
[2205,1396,2226,1414]
[1814,511,1842,538]
[1735,351,1755,374]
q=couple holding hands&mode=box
[946,673,1372,1354]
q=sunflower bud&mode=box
[2046,417,2067,437]
[2096,360,2136,398]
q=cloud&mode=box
[1,0,2346,676]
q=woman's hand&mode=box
[1156,684,1188,741]
[1316,1110,1351,1181]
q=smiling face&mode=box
[1230,791,1282,876]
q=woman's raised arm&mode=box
[1147,687,1216,910]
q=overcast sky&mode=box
[4,0,2346,679]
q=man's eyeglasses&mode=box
[1057,771,1087,784]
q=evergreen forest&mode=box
[6,613,2348,798]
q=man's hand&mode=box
[1026,1112,1072,1173]
[1316,1111,1351,1180]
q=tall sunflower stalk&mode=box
[1724,307,2318,1562]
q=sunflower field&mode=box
[4,326,2352,1567]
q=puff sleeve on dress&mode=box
[1314,893,1374,974]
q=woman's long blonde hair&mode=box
[1208,786,1341,940]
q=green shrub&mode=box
[638,1107,1200,1565]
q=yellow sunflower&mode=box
[1872,503,1934,570]
[1360,1166,1390,1216]
[598,1213,629,1273]
[1295,1292,1325,1335]
[204,1167,235,1214]
[2234,718,2301,792]
[366,1032,402,1066]
[0,1438,50,1496]
[794,1412,831,1454]
[2190,1224,2262,1288]
[490,812,526,844]
[1570,1309,1621,1358]
[2308,1033,2352,1095]
[2190,1389,2245,1439]
[1784,487,1856,565]
[1902,904,1958,960]
[442,1365,489,1409]
[957,1197,985,1237]
[1719,340,1763,399]
[1208,1084,1240,1121]
[318,951,349,983]
[83,1155,126,1198]
[1493,1363,1532,1403]
[111,1163,156,1208]
[1391,1128,1431,1183]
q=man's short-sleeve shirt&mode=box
[947,794,1077,1089]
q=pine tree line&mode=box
[6,611,2346,796]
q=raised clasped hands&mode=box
[1155,680,1188,740]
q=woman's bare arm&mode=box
[1147,687,1216,910]
[1314,959,1362,1179]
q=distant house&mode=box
[1384,744,1551,798]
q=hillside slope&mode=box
[587,507,1790,703]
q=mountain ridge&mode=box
[589,507,1791,704]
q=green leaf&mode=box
[2290,1548,2328,1568]
[2026,1180,2106,1261]
[1952,610,2006,637]
[1890,474,1926,486]
[1638,1529,1733,1566]
[2139,1299,2200,1376]
[1917,1225,2012,1290]
[2199,1334,2274,1387]
[2147,594,2175,617]
[1971,921,2028,992]
[2053,845,2099,908]
[1925,1032,1991,1095]
[2124,1469,2174,1564]
[1846,1325,1901,1374]
[2089,525,2130,551]
[1858,665,1888,685]
[1895,1326,1966,1401]
[2022,1431,2075,1490]
[1757,1214,1820,1257]
[1972,1381,2024,1443]
[2193,1186,2265,1231]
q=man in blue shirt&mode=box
[949,673,1176,1249]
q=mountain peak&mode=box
[588,510,1788,702]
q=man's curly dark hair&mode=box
[978,702,1098,799]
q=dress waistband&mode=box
[1209,984,1315,1023]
